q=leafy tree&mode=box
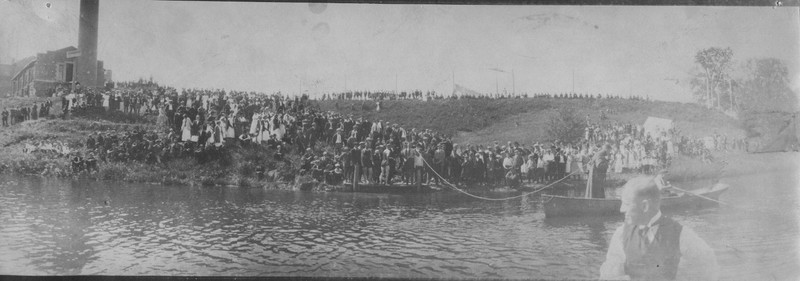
[738,58,798,112]
[692,47,734,109]
[546,107,585,143]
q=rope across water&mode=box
[420,155,580,201]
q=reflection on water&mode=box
[0,167,797,279]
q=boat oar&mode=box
[666,185,731,207]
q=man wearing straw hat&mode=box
[600,176,718,280]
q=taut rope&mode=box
[420,156,579,201]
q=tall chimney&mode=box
[76,0,99,87]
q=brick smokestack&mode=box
[76,0,99,87]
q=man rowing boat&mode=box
[600,176,719,280]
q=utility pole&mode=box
[495,72,499,96]
[395,73,398,95]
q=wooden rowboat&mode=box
[542,183,729,217]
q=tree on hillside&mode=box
[692,47,734,110]
[546,107,585,143]
[737,58,799,113]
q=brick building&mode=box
[9,0,105,97]
[10,46,106,97]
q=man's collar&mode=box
[643,211,662,228]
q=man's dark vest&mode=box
[623,216,682,280]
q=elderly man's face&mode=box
[619,181,654,225]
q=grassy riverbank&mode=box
[0,97,786,190]
[0,114,301,188]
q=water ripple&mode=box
[0,173,797,279]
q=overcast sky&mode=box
[1,1,798,102]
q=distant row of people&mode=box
[316,90,654,102]
[1,101,53,126]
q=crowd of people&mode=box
[60,86,676,188]
[1,101,54,126]
[8,78,739,188]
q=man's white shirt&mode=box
[599,211,719,280]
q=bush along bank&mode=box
[0,118,301,188]
[0,140,302,189]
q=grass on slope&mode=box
[315,98,546,136]
[314,98,745,145]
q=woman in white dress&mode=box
[253,118,264,144]
[225,116,235,139]
[635,145,646,173]
[156,105,168,131]
[102,93,110,109]
[214,120,225,146]
[249,112,260,135]
[259,118,269,143]
[181,116,192,142]
[614,150,624,173]
[624,146,634,171]
[204,123,215,146]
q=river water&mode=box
[0,157,798,279]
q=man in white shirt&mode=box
[600,176,719,280]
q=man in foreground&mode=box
[600,176,718,280]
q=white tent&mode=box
[642,117,674,139]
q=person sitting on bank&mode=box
[331,163,344,185]
[85,153,99,173]
[273,145,284,161]
[71,154,84,173]
[600,176,718,280]
[238,133,251,145]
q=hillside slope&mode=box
[314,98,745,144]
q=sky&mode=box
[1,1,798,103]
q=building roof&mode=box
[10,46,78,81]
[11,56,37,81]
[52,46,78,53]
